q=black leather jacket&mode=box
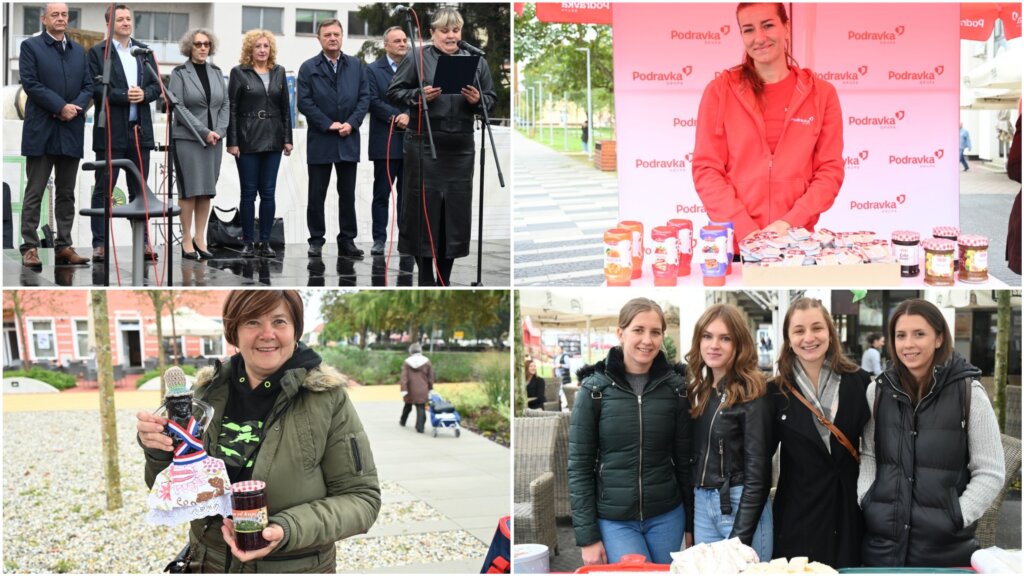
[692,382,773,545]
[227,64,292,153]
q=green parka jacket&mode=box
[143,359,381,573]
[567,347,693,547]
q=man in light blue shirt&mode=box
[959,122,972,172]
[860,333,884,376]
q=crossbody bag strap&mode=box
[789,386,859,463]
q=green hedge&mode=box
[317,347,506,386]
[136,364,198,389]
[3,367,77,391]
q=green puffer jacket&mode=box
[567,347,693,547]
[143,360,381,573]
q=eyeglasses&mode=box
[193,41,211,48]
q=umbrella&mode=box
[962,43,1022,109]
[960,2,1022,41]
[147,307,223,338]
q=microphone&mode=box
[389,5,409,17]
[457,40,486,56]
[130,46,153,57]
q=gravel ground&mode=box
[3,410,486,574]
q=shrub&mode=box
[3,367,77,391]
[316,347,504,386]
[475,356,510,415]
[136,364,198,389]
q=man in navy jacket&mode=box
[297,18,370,259]
[19,2,93,267]
[87,3,161,262]
[366,26,409,256]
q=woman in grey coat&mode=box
[168,28,230,260]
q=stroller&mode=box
[428,391,462,438]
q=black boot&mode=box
[259,242,276,258]
[239,243,256,258]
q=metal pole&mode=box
[543,74,553,144]
[563,91,568,151]
[576,47,593,161]
[536,79,544,145]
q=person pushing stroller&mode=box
[400,343,434,433]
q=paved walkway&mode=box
[512,130,1022,286]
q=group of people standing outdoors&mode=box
[18,3,495,287]
[568,296,1006,569]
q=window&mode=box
[135,11,189,42]
[201,336,224,358]
[242,6,283,34]
[346,11,385,37]
[22,6,81,35]
[73,319,92,359]
[162,336,186,358]
[296,8,336,35]
[28,319,56,360]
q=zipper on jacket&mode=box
[638,393,644,521]
[718,438,725,482]
[350,436,364,475]
[768,155,774,222]
[699,392,725,486]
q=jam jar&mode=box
[922,239,955,286]
[603,228,633,286]
[891,230,920,277]
[231,480,269,551]
[932,226,960,271]
[958,235,989,283]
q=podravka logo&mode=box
[848,24,905,44]
[850,193,908,213]
[632,65,694,86]
[560,2,611,14]
[843,150,871,169]
[672,117,698,128]
[675,203,707,215]
[848,109,905,129]
[816,65,868,85]
[669,24,731,44]
[888,149,944,168]
[887,65,945,85]
[635,152,693,171]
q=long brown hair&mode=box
[736,2,796,104]
[775,297,859,395]
[888,299,953,403]
[686,304,765,417]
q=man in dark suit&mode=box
[18,2,93,267]
[297,18,370,259]
[366,26,409,256]
[87,3,161,262]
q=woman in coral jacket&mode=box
[692,2,845,244]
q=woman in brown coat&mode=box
[400,343,434,433]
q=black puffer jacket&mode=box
[692,378,773,546]
[568,348,692,547]
[862,353,980,567]
[226,65,293,154]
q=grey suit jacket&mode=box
[168,59,230,142]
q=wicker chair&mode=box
[975,433,1022,548]
[514,417,559,554]
[563,384,579,411]
[544,378,562,411]
[523,408,572,520]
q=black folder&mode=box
[434,54,481,94]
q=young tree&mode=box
[513,290,526,416]
[92,290,122,510]
[143,291,171,397]
[993,290,1011,432]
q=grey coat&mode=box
[168,59,230,143]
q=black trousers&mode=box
[21,155,81,252]
[372,159,403,243]
[400,402,426,432]
[90,134,150,247]
[307,161,357,247]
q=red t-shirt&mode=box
[763,72,797,154]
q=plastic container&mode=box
[699,225,729,286]
[649,226,679,286]
[708,220,735,273]
[617,220,645,280]
[922,238,955,286]
[603,228,633,286]
[665,218,694,276]
[891,230,921,277]
[230,480,269,551]
[573,554,669,573]
[958,235,989,283]
[933,226,960,271]
[513,544,550,574]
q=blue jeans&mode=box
[597,503,685,564]
[959,149,970,171]
[694,485,773,562]
[235,151,282,243]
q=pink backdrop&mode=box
[612,3,961,243]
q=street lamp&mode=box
[535,79,544,145]
[543,73,554,143]
[527,86,535,134]
[575,46,593,160]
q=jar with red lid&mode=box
[932,226,960,271]
[665,218,694,276]
[891,230,921,277]
[958,235,989,283]
[603,228,633,286]
[922,239,955,286]
[617,221,645,280]
[650,226,679,286]
[231,480,269,551]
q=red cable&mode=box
[133,124,161,286]
[411,8,444,286]
[101,6,123,286]
[152,57,172,283]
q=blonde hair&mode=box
[239,29,277,69]
[685,304,765,417]
[431,7,464,30]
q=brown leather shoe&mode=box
[143,245,158,261]
[92,246,105,262]
[21,248,41,267]
[55,247,90,265]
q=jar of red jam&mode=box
[891,230,921,277]
[649,226,679,286]
[932,226,960,271]
[958,235,989,283]
[922,239,955,286]
[665,218,694,276]
[231,480,269,551]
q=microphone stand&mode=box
[469,55,504,287]
[96,3,117,286]
[143,56,206,288]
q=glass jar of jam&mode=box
[932,226,960,271]
[649,226,678,286]
[958,235,989,283]
[665,218,693,276]
[891,230,920,277]
[922,239,955,286]
[603,228,633,286]
[231,480,269,551]
[617,220,645,280]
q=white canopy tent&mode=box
[146,307,223,338]
[962,43,1022,110]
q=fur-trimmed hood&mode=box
[193,362,348,392]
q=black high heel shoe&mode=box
[182,246,200,260]
[193,239,214,260]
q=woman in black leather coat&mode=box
[386,7,496,286]
[686,303,773,561]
